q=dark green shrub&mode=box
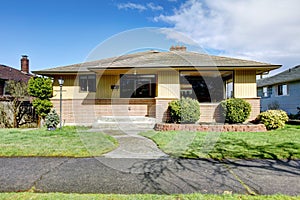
[168,97,200,123]
[257,110,289,130]
[45,109,59,130]
[221,98,251,124]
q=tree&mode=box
[5,80,30,127]
[27,77,53,125]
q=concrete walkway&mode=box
[0,157,299,195]
[100,129,168,159]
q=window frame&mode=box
[120,74,156,98]
[277,84,288,96]
[79,74,96,92]
[263,86,268,98]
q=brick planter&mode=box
[154,123,267,132]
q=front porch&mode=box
[51,97,260,126]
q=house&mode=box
[33,46,281,125]
[0,55,32,96]
[257,65,300,114]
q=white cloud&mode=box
[155,0,300,72]
[117,2,163,12]
[147,2,163,11]
[117,3,146,12]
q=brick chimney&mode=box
[170,45,187,51]
[21,55,29,74]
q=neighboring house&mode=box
[0,55,32,95]
[33,46,280,125]
[257,65,300,114]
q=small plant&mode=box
[220,98,251,124]
[45,109,59,130]
[168,97,200,124]
[257,110,289,130]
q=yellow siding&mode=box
[157,71,180,98]
[234,70,257,98]
[52,75,96,100]
[96,75,120,98]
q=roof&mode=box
[33,50,281,75]
[0,65,32,82]
[257,65,300,87]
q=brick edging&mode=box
[154,123,267,132]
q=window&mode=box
[120,74,156,98]
[79,74,96,92]
[180,71,233,102]
[278,84,288,96]
[263,87,268,97]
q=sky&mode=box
[0,0,299,76]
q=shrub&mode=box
[32,98,53,119]
[168,97,200,123]
[220,98,251,124]
[257,110,289,130]
[45,109,60,130]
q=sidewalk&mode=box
[0,157,299,195]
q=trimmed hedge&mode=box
[220,98,251,124]
[257,110,289,130]
[168,97,200,124]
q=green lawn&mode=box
[0,126,118,157]
[140,125,300,159]
[0,193,299,200]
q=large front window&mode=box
[180,71,233,102]
[120,74,156,98]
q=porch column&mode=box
[155,71,180,122]
[234,69,260,121]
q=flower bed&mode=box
[154,123,267,132]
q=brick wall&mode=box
[242,98,260,121]
[52,98,156,125]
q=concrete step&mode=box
[92,116,156,131]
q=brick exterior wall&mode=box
[155,98,177,122]
[53,97,261,125]
[52,98,156,125]
[242,98,261,121]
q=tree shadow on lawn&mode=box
[210,138,300,160]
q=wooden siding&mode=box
[259,81,300,114]
[52,75,96,100]
[157,71,180,98]
[96,75,120,98]
[234,70,257,98]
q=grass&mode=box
[140,125,300,159]
[0,126,118,157]
[0,193,299,200]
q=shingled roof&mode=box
[33,49,281,75]
[257,65,300,87]
[0,65,32,82]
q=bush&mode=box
[32,98,53,119]
[221,98,251,124]
[45,109,60,130]
[257,110,289,130]
[168,97,200,123]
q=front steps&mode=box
[92,116,157,132]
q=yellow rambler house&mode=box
[33,46,281,125]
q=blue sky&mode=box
[1,0,299,75]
